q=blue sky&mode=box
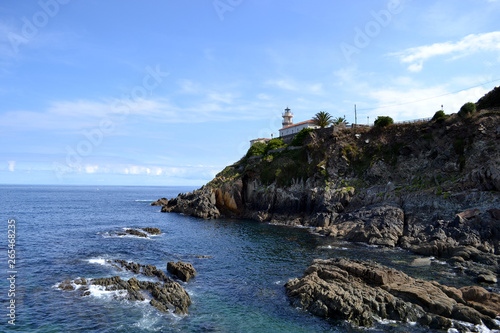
[1,0,500,186]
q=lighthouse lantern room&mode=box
[282,107,293,127]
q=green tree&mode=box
[312,111,333,128]
[246,142,266,157]
[333,116,348,126]
[374,116,394,127]
[458,102,476,117]
[264,138,286,154]
[290,128,314,146]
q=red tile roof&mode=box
[280,119,315,130]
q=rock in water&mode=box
[151,198,168,206]
[140,227,161,235]
[58,261,192,315]
[125,229,148,238]
[167,261,197,282]
[410,257,432,267]
[285,258,500,330]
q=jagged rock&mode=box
[140,227,161,235]
[125,229,148,238]
[161,186,220,219]
[334,204,404,247]
[151,198,168,206]
[113,260,170,282]
[58,280,75,291]
[59,261,191,315]
[91,276,190,314]
[167,261,196,282]
[286,258,500,330]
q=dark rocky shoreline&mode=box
[285,258,500,331]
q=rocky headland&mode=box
[154,88,500,329]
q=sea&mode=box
[0,185,486,332]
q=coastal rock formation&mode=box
[285,258,500,330]
[326,204,404,247]
[112,228,161,238]
[140,227,161,235]
[151,198,168,206]
[113,260,171,282]
[155,110,500,272]
[167,261,197,282]
[58,261,191,315]
[121,229,148,238]
[161,186,220,219]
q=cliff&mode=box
[154,92,500,277]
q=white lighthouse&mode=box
[282,107,293,127]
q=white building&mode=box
[278,107,319,137]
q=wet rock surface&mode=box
[57,261,191,315]
[111,227,161,238]
[285,258,500,331]
[167,261,197,282]
[140,227,161,235]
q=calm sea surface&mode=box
[0,185,477,332]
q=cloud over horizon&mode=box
[391,31,500,72]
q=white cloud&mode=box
[84,165,99,173]
[391,31,500,72]
[8,160,15,172]
[362,85,491,122]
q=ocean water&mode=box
[0,185,480,332]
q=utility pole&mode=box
[354,104,357,129]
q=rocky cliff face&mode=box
[158,111,500,267]
[155,108,500,330]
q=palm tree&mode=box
[333,116,348,126]
[312,111,333,128]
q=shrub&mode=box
[290,128,314,146]
[374,116,394,127]
[432,110,448,122]
[264,138,286,154]
[476,86,500,111]
[458,102,475,117]
[246,142,266,157]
